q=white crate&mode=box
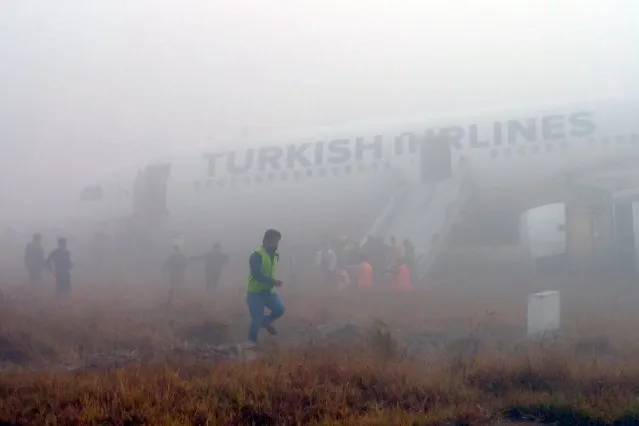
[527,291,560,337]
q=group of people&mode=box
[245,230,417,345]
[314,235,416,292]
[24,233,73,298]
[23,232,231,299]
[21,228,413,346]
[162,229,286,345]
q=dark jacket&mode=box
[47,248,73,276]
[25,242,45,272]
[193,250,229,276]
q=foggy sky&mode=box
[1,0,638,226]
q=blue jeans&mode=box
[246,291,285,343]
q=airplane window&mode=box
[80,185,104,201]
[268,173,276,182]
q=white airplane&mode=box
[77,97,639,280]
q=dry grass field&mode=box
[0,268,638,425]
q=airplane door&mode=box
[420,136,452,183]
[521,203,567,272]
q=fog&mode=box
[1,0,638,226]
[4,4,639,399]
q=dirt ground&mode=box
[0,265,638,424]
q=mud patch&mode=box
[179,320,231,346]
[501,404,639,425]
[0,333,35,365]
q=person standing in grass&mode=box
[25,233,46,288]
[47,237,73,299]
[163,244,188,288]
[246,229,285,344]
[393,259,413,291]
[163,244,188,306]
[191,242,229,290]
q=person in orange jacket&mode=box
[393,259,413,291]
[357,256,373,288]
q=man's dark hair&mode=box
[263,229,282,243]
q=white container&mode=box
[527,291,561,337]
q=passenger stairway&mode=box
[362,170,472,283]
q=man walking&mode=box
[191,243,229,290]
[47,237,73,298]
[25,233,46,287]
[403,238,416,283]
[163,244,188,288]
[246,229,285,344]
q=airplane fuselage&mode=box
[78,97,639,251]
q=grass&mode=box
[3,348,639,425]
[0,271,638,425]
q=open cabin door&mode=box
[521,203,567,273]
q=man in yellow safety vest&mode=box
[246,229,285,344]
